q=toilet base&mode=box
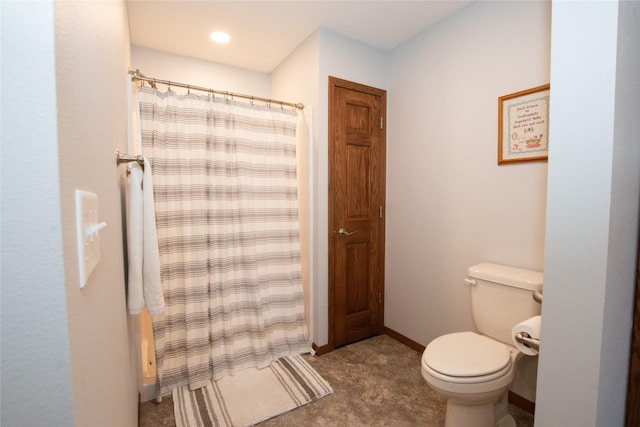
[444,400,491,427]
[444,403,515,427]
[443,391,514,427]
[497,413,516,427]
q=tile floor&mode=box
[140,334,534,426]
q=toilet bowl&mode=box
[421,332,519,427]
[420,263,543,427]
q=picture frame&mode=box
[498,84,550,165]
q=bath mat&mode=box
[172,355,333,427]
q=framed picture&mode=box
[498,84,550,164]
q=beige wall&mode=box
[55,1,138,425]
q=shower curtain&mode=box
[137,86,310,399]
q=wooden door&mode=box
[626,246,640,426]
[329,76,386,349]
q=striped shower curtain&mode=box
[137,86,310,399]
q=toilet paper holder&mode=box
[515,332,540,352]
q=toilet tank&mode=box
[468,263,543,346]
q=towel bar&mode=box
[116,149,144,167]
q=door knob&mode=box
[338,228,355,237]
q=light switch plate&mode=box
[75,190,104,288]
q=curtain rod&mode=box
[129,69,304,110]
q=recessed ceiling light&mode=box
[210,31,231,44]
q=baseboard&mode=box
[312,342,332,356]
[383,326,426,352]
[508,391,535,414]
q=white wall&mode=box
[385,1,550,401]
[313,29,389,346]
[536,1,640,425]
[386,1,550,344]
[1,2,75,424]
[4,1,635,423]
[271,32,320,343]
[271,31,320,111]
[132,46,271,98]
[1,1,138,426]
[275,28,391,348]
[55,1,139,425]
[273,28,389,348]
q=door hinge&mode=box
[380,117,383,130]
[379,206,383,218]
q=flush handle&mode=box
[464,278,476,286]
[533,290,543,304]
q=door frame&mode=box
[625,241,640,426]
[327,76,387,352]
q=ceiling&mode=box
[127,1,473,73]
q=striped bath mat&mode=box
[173,355,333,426]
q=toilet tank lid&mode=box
[468,263,543,291]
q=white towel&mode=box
[127,163,144,314]
[141,158,164,314]
[127,160,164,315]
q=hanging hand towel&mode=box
[127,163,144,314]
[141,158,164,315]
[127,160,164,315]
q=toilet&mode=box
[421,263,542,427]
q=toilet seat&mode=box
[423,332,511,384]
